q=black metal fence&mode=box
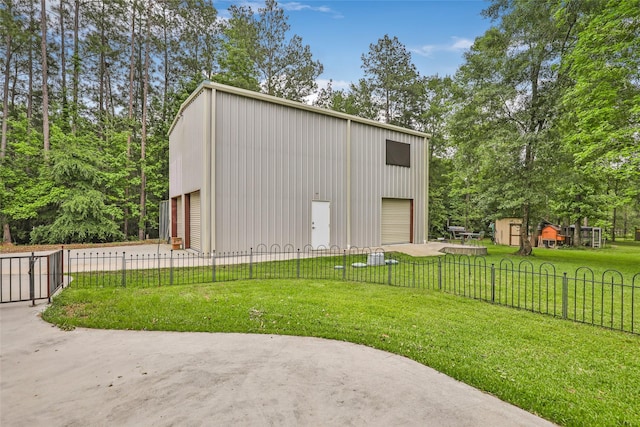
[0,250,65,304]
[64,246,640,335]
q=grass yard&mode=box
[44,278,640,427]
[67,241,640,334]
[483,240,640,279]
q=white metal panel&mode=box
[182,91,206,194]
[311,201,330,248]
[170,85,428,253]
[350,123,425,247]
[168,117,183,199]
[381,199,411,244]
[169,89,206,199]
[190,191,201,251]
[176,197,183,239]
[215,93,347,252]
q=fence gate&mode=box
[0,250,65,304]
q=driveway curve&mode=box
[1,303,556,426]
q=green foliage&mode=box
[255,0,323,101]
[449,0,585,253]
[558,0,640,239]
[175,0,219,80]
[213,4,260,91]
[3,0,637,249]
[361,34,423,126]
[29,125,124,244]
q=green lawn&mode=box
[44,278,640,427]
[483,240,640,279]
[66,241,640,334]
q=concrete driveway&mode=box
[0,303,556,427]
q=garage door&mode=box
[381,198,412,245]
[190,191,201,252]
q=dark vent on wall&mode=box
[386,140,411,168]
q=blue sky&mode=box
[217,1,494,91]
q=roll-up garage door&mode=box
[190,191,201,252]
[381,198,412,245]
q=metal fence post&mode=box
[212,251,216,283]
[438,257,442,290]
[60,249,64,290]
[562,273,568,319]
[388,261,392,286]
[342,251,347,280]
[412,263,416,288]
[249,248,253,279]
[296,249,301,279]
[169,250,174,286]
[67,249,71,287]
[121,252,126,287]
[491,263,496,302]
[29,252,36,306]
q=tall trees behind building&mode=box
[0,0,322,244]
[315,0,639,250]
[1,0,638,250]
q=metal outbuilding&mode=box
[168,82,430,253]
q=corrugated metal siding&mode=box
[350,123,425,247]
[169,89,206,202]
[215,92,348,252]
[169,85,427,253]
[168,118,183,199]
[190,191,201,251]
[181,92,206,194]
[381,198,411,244]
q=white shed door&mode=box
[311,201,330,249]
[381,199,411,245]
[190,191,201,252]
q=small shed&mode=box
[538,224,565,248]
[494,218,523,246]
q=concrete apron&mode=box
[0,303,556,427]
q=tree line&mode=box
[1,0,638,255]
[314,0,639,254]
[1,0,322,245]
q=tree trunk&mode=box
[72,0,79,134]
[2,222,11,244]
[138,0,151,241]
[573,219,581,247]
[59,0,68,126]
[125,0,137,238]
[1,18,12,158]
[41,0,50,153]
[611,207,617,242]
[517,203,532,256]
[162,2,169,124]
[98,0,105,140]
[28,1,34,121]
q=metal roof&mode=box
[168,81,431,140]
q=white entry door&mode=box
[311,201,330,249]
